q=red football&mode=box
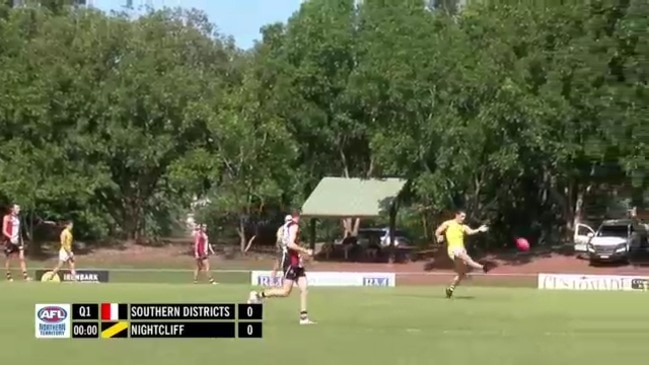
[515,237,530,251]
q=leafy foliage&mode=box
[0,1,646,250]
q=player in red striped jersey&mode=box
[193,224,216,284]
[248,210,315,325]
[2,204,30,281]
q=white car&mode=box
[585,219,647,264]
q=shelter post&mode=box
[309,218,316,251]
[388,202,396,263]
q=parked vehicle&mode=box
[356,228,412,248]
[585,219,649,264]
[574,223,596,254]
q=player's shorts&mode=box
[194,244,208,260]
[448,247,467,260]
[282,265,306,281]
[3,241,21,256]
[58,249,74,262]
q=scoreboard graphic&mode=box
[35,303,262,339]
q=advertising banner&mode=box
[538,273,649,291]
[251,271,395,287]
[36,270,109,283]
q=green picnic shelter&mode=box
[300,177,408,258]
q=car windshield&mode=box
[597,225,628,237]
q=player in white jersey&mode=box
[248,210,315,325]
[2,204,31,281]
[269,215,293,281]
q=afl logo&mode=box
[37,306,68,323]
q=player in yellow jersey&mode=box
[435,210,493,298]
[49,221,77,281]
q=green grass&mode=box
[6,283,648,365]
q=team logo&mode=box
[40,271,61,282]
[35,304,71,338]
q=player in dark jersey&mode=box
[248,210,315,325]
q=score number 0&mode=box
[238,305,262,339]
[238,322,262,338]
[245,323,255,336]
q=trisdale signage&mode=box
[538,273,645,291]
[251,271,395,287]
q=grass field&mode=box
[6,283,648,365]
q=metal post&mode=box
[309,218,316,251]
[388,202,396,263]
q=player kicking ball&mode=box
[248,210,315,325]
[49,221,76,281]
[435,210,493,298]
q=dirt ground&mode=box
[29,243,649,286]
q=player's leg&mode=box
[201,258,216,284]
[250,279,293,302]
[49,260,64,279]
[67,254,77,280]
[50,249,67,279]
[446,259,467,298]
[4,244,13,281]
[296,269,315,325]
[249,266,294,302]
[18,247,30,280]
[193,259,202,284]
[456,250,493,273]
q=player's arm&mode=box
[193,237,200,258]
[207,236,215,254]
[60,232,66,252]
[463,224,489,235]
[270,255,280,277]
[276,227,283,243]
[22,219,31,242]
[434,221,449,243]
[2,216,10,240]
[286,225,312,255]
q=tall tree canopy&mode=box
[0,0,646,249]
